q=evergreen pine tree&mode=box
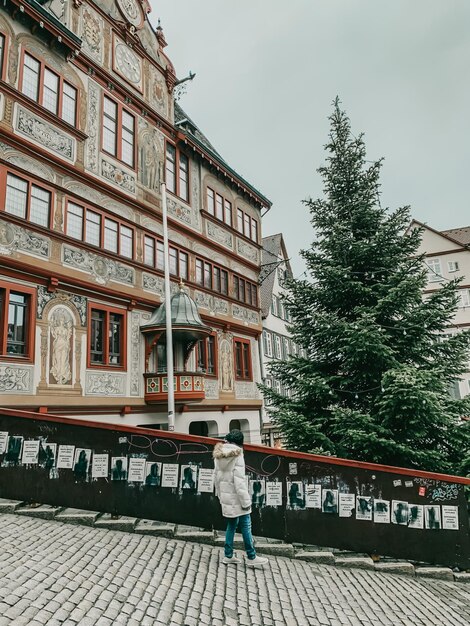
[264,99,470,476]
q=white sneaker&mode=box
[246,556,268,568]
[223,556,241,564]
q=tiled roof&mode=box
[441,227,470,246]
[174,103,271,207]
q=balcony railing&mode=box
[144,371,205,404]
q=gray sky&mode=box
[153,1,470,276]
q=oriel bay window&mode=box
[234,337,252,381]
[0,282,35,360]
[21,51,78,126]
[143,235,188,279]
[165,143,189,201]
[102,95,135,167]
[65,201,134,259]
[196,334,217,375]
[4,173,51,228]
[89,306,126,368]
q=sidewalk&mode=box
[0,512,469,626]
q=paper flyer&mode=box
[266,482,283,506]
[128,457,146,482]
[181,465,198,490]
[22,440,40,464]
[145,462,162,486]
[198,468,215,493]
[338,493,355,517]
[304,484,321,509]
[392,500,409,525]
[161,463,179,487]
[356,496,373,521]
[287,481,305,509]
[322,488,338,514]
[424,505,441,530]
[373,499,391,524]
[442,506,459,530]
[56,445,75,469]
[0,432,8,454]
[111,456,128,480]
[250,479,266,506]
[92,454,109,478]
[408,504,424,529]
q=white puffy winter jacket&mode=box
[213,442,251,518]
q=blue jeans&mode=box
[224,513,256,560]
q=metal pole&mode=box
[161,181,175,431]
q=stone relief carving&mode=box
[49,307,73,385]
[130,311,141,396]
[85,83,100,173]
[0,219,50,258]
[86,372,126,396]
[0,150,56,182]
[0,365,32,394]
[234,381,261,400]
[141,217,163,236]
[194,291,229,317]
[63,246,135,285]
[81,6,104,63]
[101,159,136,194]
[204,378,219,400]
[218,334,233,392]
[142,273,164,296]
[166,197,193,227]
[139,125,164,190]
[232,304,260,326]
[16,106,75,161]
[37,287,87,327]
[206,221,233,249]
[63,181,133,220]
[236,238,259,264]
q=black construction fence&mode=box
[0,408,469,568]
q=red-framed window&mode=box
[233,275,258,307]
[233,337,252,381]
[102,95,136,168]
[206,187,232,226]
[0,281,36,362]
[65,200,135,259]
[3,171,52,228]
[143,234,189,280]
[0,34,6,80]
[20,51,78,126]
[195,334,217,376]
[236,208,258,243]
[88,304,127,369]
[195,258,228,295]
[165,143,189,202]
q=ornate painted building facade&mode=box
[0,0,270,442]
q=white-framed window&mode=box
[274,335,282,359]
[271,296,277,316]
[448,261,459,273]
[263,330,273,357]
[426,258,441,283]
[282,337,290,359]
[459,289,470,308]
[273,379,281,394]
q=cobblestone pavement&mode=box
[0,514,469,626]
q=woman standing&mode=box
[213,429,268,568]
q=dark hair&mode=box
[225,429,244,447]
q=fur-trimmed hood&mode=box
[213,442,242,460]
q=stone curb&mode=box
[1,499,468,582]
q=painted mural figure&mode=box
[141,131,160,190]
[50,312,72,385]
[220,341,233,391]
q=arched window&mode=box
[229,419,241,432]
[189,421,209,437]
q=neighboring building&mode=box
[259,234,296,446]
[413,220,470,397]
[0,0,270,442]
